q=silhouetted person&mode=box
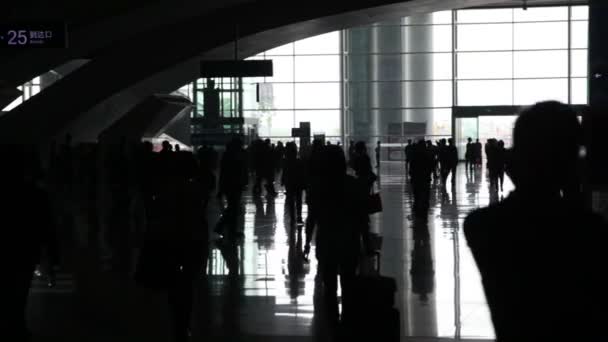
[410,140,433,219]
[315,145,370,328]
[304,139,324,260]
[351,141,376,192]
[464,101,606,341]
[474,139,482,166]
[496,140,506,191]
[1,145,56,341]
[465,137,474,172]
[404,139,414,174]
[375,140,381,169]
[275,140,285,176]
[348,140,356,161]
[426,140,439,180]
[447,138,458,186]
[438,139,450,186]
[252,139,277,197]
[167,151,211,342]
[282,142,306,225]
[216,138,248,239]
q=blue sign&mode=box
[0,23,67,48]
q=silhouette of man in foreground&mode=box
[464,101,607,341]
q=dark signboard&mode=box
[200,60,273,78]
[0,23,68,48]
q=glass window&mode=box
[457,80,513,106]
[370,54,403,81]
[295,83,340,109]
[513,78,568,105]
[244,83,294,110]
[244,110,295,137]
[514,22,568,50]
[432,11,453,25]
[404,81,452,107]
[456,9,512,23]
[571,78,588,105]
[513,7,568,22]
[571,21,588,49]
[295,31,340,55]
[402,108,452,136]
[404,25,452,52]
[571,49,588,77]
[295,55,340,82]
[457,52,512,79]
[295,110,341,136]
[31,85,41,97]
[457,24,512,51]
[242,82,259,110]
[514,50,568,78]
[571,6,589,20]
[265,42,294,56]
[265,56,294,83]
[405,53,452,80]
[432,25,453,53]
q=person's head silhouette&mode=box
[510,101,581,195]
[162,140,172,152]
[354,141,367,154]
[285,142,297,160]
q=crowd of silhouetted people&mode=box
[4,100,608,342]
[403,138,458,218]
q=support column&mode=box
[403,14,434,135]
[370,20,404,145]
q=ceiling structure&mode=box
[0,0,587,143]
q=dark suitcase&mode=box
[351,275,397,309]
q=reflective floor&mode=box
[26,161,508,341]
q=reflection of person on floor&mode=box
[286,224,307,300]
[464,101,608,341]
[315,145,370,328]
[410,218,434,304]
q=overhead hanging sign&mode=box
[200,60,273,78]
[0,23,68,48]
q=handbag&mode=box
[367,180,383,214]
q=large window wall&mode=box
[455,6,588,106]
[175,4,588,142]
[243,32,341,138]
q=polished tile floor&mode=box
[27,161,509,341]
[199,161,510,341]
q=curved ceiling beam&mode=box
[0,0,510,143]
